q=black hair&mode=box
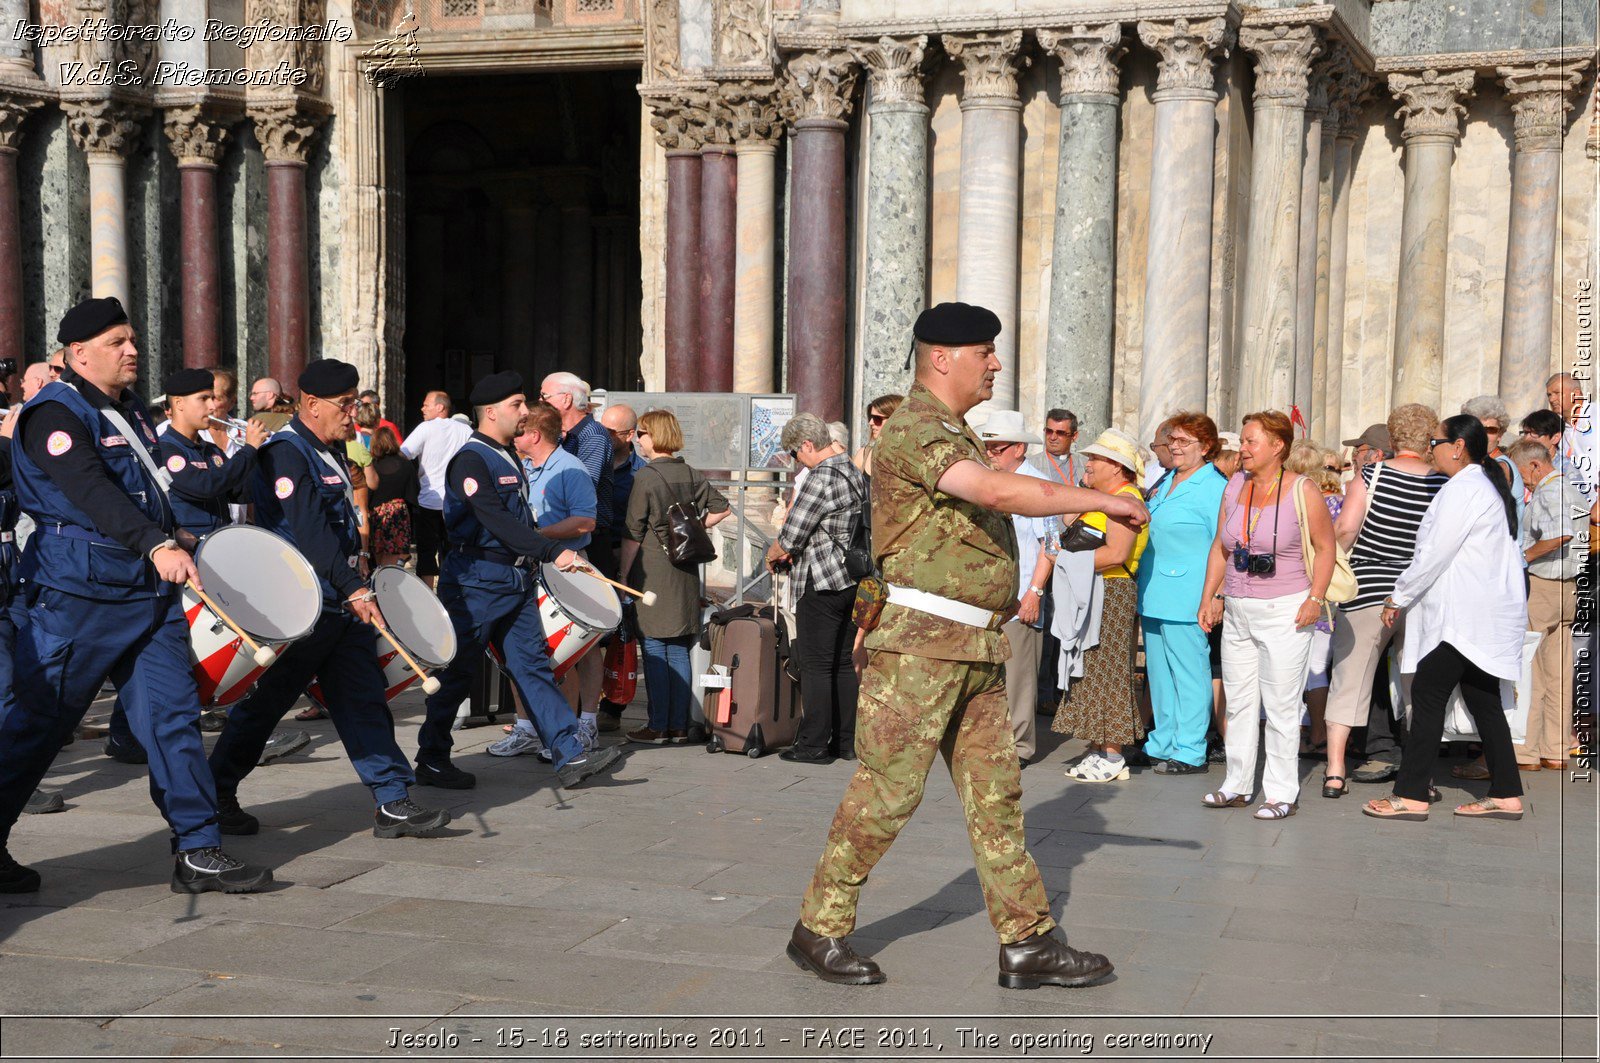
[1520,409,1564,437]
[1440,414,1516,538]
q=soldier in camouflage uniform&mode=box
[785,303,1148,990]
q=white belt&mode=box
[887,584,1004,630]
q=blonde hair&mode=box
[638,409,684,455]
[1285,440,1341,495]
[1386,403,1438,457]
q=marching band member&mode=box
[208,359,452,840]
[0,297,272,894]
[419,372,622,790]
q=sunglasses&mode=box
[868,413,887,425]
[1428,437,1454,449]
[1044,428,1073,438]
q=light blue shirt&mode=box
[523,445,596,552]
[1010,464,1058,629]
[1136,463,1228,622]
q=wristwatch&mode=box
[1309,595,1327,606]
[1027,586,1044,597]
[1211,592,1225,601]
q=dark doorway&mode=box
[402,69,644,416]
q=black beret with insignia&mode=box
[912,302,1003,347]
[56,296,130,345]
[163,367,215,398]
[469,371,524,408]
[298,359,360,399]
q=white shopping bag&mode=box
[1391,630,1540,744]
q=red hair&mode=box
[1241,410,1294,459]
[1167,411,1220,460]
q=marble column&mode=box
[649,94,709,391]
[0,0,33,75]
[699,134,738,393]
[1497,61,1585,415]
[64,100,145,309]
[945,30,1024,410]
[730,86,781,395]
[1038,24,1123,441]
[780,50,859,422]
[1293,65,1330,430]
[1136,18,1229,441]
[0,94,42,370]
[1389,69,1474,410]
[165,106,231,369]
[251,101,325,391]
[1237,25,1321,416]
[1308,113,1337,442]
[1324,63,1373,444]
[848,35,928,422]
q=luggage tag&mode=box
[716,686,734,726]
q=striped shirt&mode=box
[1345,461,1448,611]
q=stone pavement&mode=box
[0,689,1594,1061]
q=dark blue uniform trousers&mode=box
[421,555,584,770]
[210,608,413,806]
[0,588,221,851]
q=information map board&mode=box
[600,392,797,473]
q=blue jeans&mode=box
[642,634,695,732]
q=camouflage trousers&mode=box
[799,650,1055,945]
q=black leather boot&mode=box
[998,930,1113,989]
[786,921,886,985]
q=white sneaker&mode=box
[577,717,599,753]
[488,728,547,758]
[1073,753,1130,783]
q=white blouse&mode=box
[1390,464,1528,681]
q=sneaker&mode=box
[171,847,274,894]
[414,759,477,790]
[0,849,41,893]
[103,734,148,765]
[257,729,311,766]
[487,729,547,758]
[198,710,228,733]
[665,729,689,744]
[556,746,623,789]
[577,717,599,752]
[626,726,670,744]
[1071,753,1130,783]
[23,789,64,815]
[215,794,259,836]
[596,713,622,734]
[373,798,452,839]
[1153,758,1210,776]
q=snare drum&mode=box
[535,563,622,680]
[184,525,320,707]
[307,565,457,707]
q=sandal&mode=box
[294,705,327,722]
[1321,775,1346,799]
[1253,801,1297,820]
[1361,795,1428,821]
[1454,797,1524,821]
[1450,761,1491,781]
[1201,790,1251,808]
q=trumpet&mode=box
[208,415,250,443]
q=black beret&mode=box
[57,296,130,345]
[469,371,524,407]
[163,367,215,398]
[298,359,360,399]
[912,302,1003,347]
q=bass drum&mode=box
[306,565,457,708]
[185,525,320,707]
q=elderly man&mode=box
[1548,372,1596,496]
[595,402,645,730]
[401,390,472,588]
[1342,424,1393,475]
[978,410,1056,770]
[18,363,51,403]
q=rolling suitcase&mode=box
[701,602,800,758]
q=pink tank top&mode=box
[1218,472,1310,599]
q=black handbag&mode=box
[1058,516,1105,553]
[651,466,717,566]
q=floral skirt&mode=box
[372,498,411,559]
[1053,577,1146,745]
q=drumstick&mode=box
[572,564,657,607]
[186,581,277,668]
[375,622,442,695]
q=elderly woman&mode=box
[851,393,903,478]
[1199,411,1336,819]
[1320,404,1447,797]
[1284,441,1347,757]
[1056,429,1151,782]
[1364,415,1526,821]
[619,410,732,745]
[1461,395,1525,542]
[1137,412,1227,775]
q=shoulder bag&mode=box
[823,465,876,581]
[649,465,717,567]
[1291,474,1358,605]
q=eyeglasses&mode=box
[1149,441,1171,451]
[984,441,1020,455]
[1043,429,1074,438]
[868,413,887,425]
[1428,437,1453,449]
[1167,437,1198,449]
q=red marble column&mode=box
[0,146,22,371]
[665,150,703,391]
[698,145,737,393]
[179,164,220,368]
[266,160,310,389]
[785,117,848,422]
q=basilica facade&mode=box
[0,0,1594,445]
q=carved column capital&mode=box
[249,99,327,164]
[1240,24,1322,108]
[846,35,928,109]
[943,30,1026,105]
[0,92,44,154]
[721,81,783,144]
[63,98,146,158]
[1498,60,1587,153]
[1036,23,1124,102]
[1323,49,1375,136]
[164,105,233,167]
[778,50,859,126]
[1587,79,1599,161]
[1389,69,1475,144]
[1137,17,1230,102]
[646,90,713,152]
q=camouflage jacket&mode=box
[863,382,1019,663]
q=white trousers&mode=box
[1221,593,1314,804]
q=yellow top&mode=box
[1082,482,1149,580]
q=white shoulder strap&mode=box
[98,405,173,495]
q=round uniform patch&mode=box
[166,454,186,474]
[45,431,72,456]
[274,476,294,499]
[463,477,479,497]
[211,455,224,467]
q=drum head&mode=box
[541,563,623,632]
[372,565,457,668]
[194,526,320,641]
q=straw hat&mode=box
[975,409,1042,447]
[1080,427,1145,480]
